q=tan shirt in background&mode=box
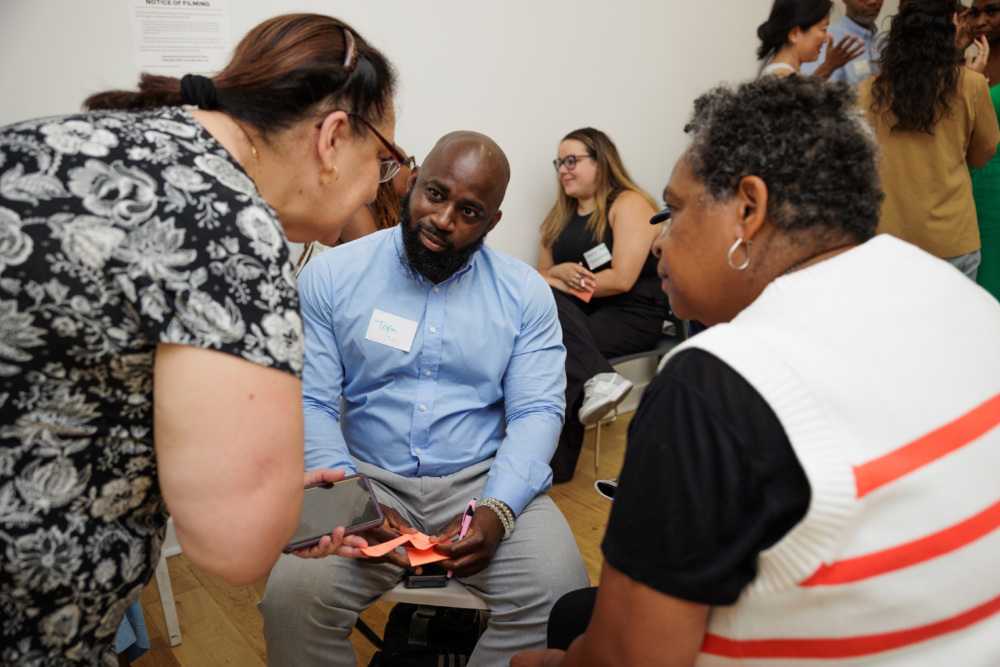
[859,67,1000,258]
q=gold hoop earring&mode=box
[332,164,339,181]
[727,237,752,271]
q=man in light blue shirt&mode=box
[261,131,589,666]
[802,0,885,84]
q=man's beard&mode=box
[399,190,489,281]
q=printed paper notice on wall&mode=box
[126,0,233,76]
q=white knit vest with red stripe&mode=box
[667,235,1000,666]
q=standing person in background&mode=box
[0,13,398,665]
[802,0,885,84]
[859,0,998,280]
[295,147,415,275]
[969,0,1000,299]
[757,0,865,77]
[536,128,663,483]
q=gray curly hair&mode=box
[684,76,882,244]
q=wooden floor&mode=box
[133,412,631,666]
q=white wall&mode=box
[0,0,897,267]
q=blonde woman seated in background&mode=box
[758,0,865,77]
[296,147,414,274]
[537,127,663,483]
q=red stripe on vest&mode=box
[702,592,1000,659]
[801,499,1000,585]
[854,392,1000,498]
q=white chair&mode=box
[355,578,489,649]
[154,517,183,646]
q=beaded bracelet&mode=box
[479,497,515,540]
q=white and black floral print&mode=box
[0,107,303,665]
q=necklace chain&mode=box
[231,119,258,183]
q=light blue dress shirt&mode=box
[297,226,567,516]
[802,15,883,85]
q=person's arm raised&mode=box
[154,344,304,585]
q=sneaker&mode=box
[578,372,633,426]
[594,477,618,500]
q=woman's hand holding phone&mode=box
[289,469,371,559]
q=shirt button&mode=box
[416,448,422,454]
[430,327,437,333]
[434,287,440,293]
[425,370,432,376]
[420,404,427,411]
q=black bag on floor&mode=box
[367,603,485,667]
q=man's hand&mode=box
[289,468,369,560]
[431,507,505,578]
[353,505,420,570]
[812,34,865,79]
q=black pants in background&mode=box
[549,278,665,482]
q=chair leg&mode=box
[154,551,182,647]
[355,617,384,649]
[594,421,602,479]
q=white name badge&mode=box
[583,243,612,270]
[365,309,418,352]
[853,59,871,77]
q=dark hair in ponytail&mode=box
[869,0,963,133]
[757,0,832,61]
[84,14,396,136]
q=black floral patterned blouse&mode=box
[0,107,303,665]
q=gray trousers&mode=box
[258,458,589,666]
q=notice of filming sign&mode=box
[127,0,233,75]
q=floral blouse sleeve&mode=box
[0,107,304,377]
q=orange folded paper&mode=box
[359,531,447,566]
[570,286,594,303]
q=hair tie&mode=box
[180,74,219,110]
[342,27,358,73]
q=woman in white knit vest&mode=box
[514,75,1000,666]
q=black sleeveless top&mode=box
[550,193,658,277]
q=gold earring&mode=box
[332,164,340,181]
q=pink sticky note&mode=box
[570,286,594,303]
[407,533,437,551]
[405,546,449,566]
[359,533,411,558]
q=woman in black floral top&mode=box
[0,13,399,665]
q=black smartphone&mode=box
[284,473,385,553]
[404,563,449,588]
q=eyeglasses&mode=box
[320,111,405,183]
[402,155,417,170]
[968,6,1000,18]
[348,113,406,183]
[649,205,672,225]
[552,155,593,172]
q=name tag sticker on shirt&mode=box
[853,59,871,77]
[583,243,612,270]
[366,309,418,352]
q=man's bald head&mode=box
[420,131,511,212]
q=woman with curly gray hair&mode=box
[514,75,1000,667]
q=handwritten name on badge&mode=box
[583,243,612,270]
[366,309,418,352]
